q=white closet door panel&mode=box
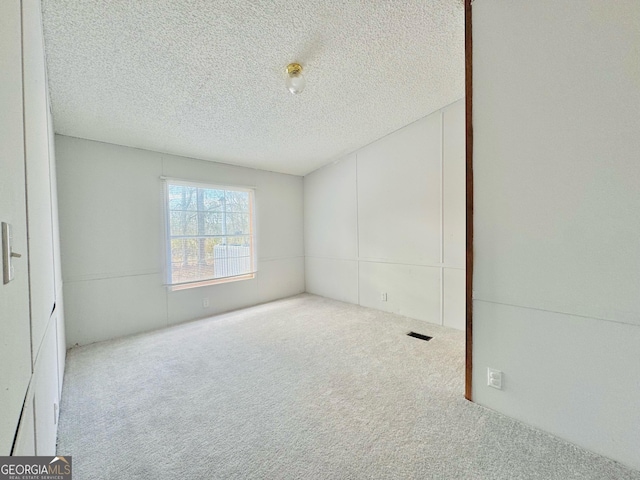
[33,318,60,456]
[0,0,33,456]
[23,0,56,358]
[13,396,36,456]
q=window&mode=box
[164,179,256,289]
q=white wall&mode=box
[56,136,305,346]
[473,0,640,470]
[304,99,466,329]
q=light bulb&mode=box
[285,63,305,95]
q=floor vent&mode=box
[407,331,432,342]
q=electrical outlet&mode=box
[202,298,210,308]
[381,292,387,302]
[487,368,503,390]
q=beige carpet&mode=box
[57,294,640,479]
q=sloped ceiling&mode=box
[42,0,464,176]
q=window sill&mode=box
[168,273,255,291]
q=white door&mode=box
[0,0,35,455]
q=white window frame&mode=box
[162,177,257,291]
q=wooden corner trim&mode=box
[464,0,474,402]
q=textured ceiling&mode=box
[42,0,464,176]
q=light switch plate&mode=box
[487,368,503,390]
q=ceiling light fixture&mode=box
[285,63,306,95]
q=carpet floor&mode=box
[57,294,640,479]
